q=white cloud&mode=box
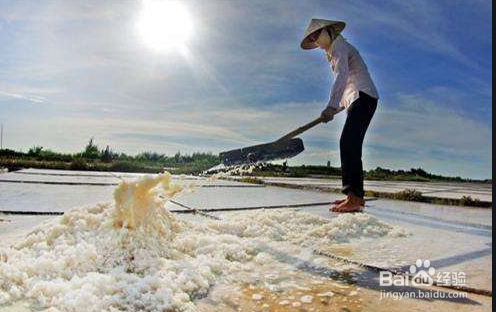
[0,90,46,103]
[371,91,492,161]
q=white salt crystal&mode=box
[252,294,263,301]
[317,292,335,297]
[301,295,313,304]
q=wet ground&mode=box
[255,176,493,202]
[0,169,492,311]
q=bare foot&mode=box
[332,198,365,207]
[330,194,364,213]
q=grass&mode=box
[393,189,425,201]
[459,196,483,207]
[237,177,265,185]
[0,140,219,175]
[365,190,491,208]
[249,164,490,183]
[243,180,492,208]
[0,158,164,174]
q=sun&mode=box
[136,0,194,52]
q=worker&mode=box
[301,19,379,213]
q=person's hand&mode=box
[321,106,337,123]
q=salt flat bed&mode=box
[0,169,492,312]
[256,176,493,202]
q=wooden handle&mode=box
[277,116,325,142]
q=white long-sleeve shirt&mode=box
[326,36,379,112]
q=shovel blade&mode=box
[220,138,305,166]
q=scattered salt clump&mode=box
[317,291,335,298]
[301,295,313,304]
[252,294,263,301]
[207,209,407,246]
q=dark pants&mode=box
[340,91,378,198]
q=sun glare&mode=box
[137,0,194,52]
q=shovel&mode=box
[220,116,325,166]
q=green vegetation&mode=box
[0,139,219,175]
[364,189,428,203]
[250,164,488,183]
[237,177,264,185]
[364,189,490,208]
[459,196,483,207]
[252,164,341,178]
[393,189,425,201]
[236,178,491,208]
[0,141,490,184]
[365,167,478,182]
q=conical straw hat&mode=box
[301,18,346,50]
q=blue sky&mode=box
[0,0,492,179]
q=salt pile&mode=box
[209,209,406,247]
[0,173,405,311]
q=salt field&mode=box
[0,169,493,312]
[252,177,493,202]
[1,0,492,311]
